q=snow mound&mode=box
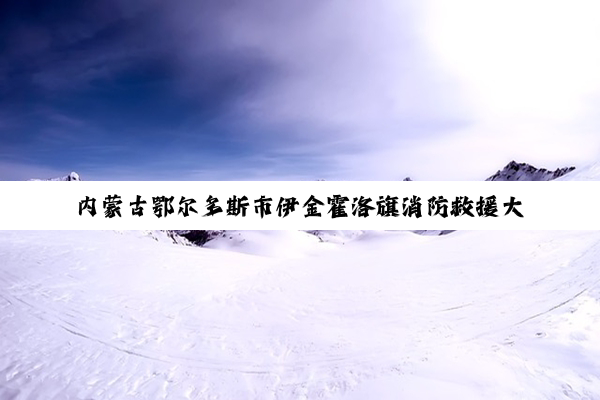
[485,161,575,181]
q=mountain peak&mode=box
[63,172,81,181]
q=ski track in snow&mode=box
[1,230,600,399]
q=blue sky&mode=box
[2,0,600,180]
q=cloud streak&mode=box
[222,1,466,140]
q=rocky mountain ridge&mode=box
[485,160,575,181]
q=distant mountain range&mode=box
[35,161,577,183]
[29,172,81,181]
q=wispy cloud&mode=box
[216,1,463,142]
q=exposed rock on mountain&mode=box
[173,230,224,246]
[485,161,575,181]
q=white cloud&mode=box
[222,0,465,139]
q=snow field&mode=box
[1,228,600,399]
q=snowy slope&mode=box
[2,228,600,399]
[557,161,600,181]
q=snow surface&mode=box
[2,228,600,399]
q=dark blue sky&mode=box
[1,0,295,180]
[1,0,598,180]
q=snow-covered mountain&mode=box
[485,160,575,181]
[29,171,81,181]
[1,159,599,399]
